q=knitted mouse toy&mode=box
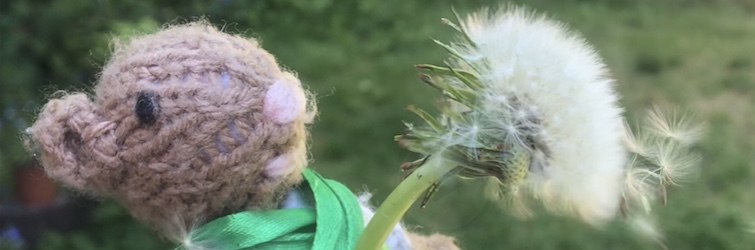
[25,22,458,250]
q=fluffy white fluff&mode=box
[454,7,627,223]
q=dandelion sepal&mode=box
[405,105,445,133]
[431,39,467,62]
[414,64,482,90]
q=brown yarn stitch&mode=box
[27,22,313,235]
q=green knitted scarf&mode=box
[185,169,365,250]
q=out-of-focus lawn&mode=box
[3,0,755,249]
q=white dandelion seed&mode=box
[645,106,706,146]
[623,120,654,157]
[623,156,658,205]
[159,213,217,250]
[651,138,702,186]
[621,106,703,202]
[615,109,703,244]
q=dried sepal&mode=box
[406,105,445,133]
[441,14,475,48]
[414,64,482,90]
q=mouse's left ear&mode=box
[262,73,308,125]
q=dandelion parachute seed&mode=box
[621,107,704,213]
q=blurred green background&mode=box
[2,0,755,249]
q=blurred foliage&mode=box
[36,200,173,249]
[2,0,755,249]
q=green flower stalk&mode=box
[357,6,704,250]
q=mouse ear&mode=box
[262,74,307,125]
[27,94,117,192]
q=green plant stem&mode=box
[355,155,456,250]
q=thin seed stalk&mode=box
[355,155,457,250]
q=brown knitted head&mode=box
[26,22,314,235]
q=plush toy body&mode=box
[27,23,458,249]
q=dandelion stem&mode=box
[355,155,457,250]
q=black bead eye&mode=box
[135,91,159,125]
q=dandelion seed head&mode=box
[406,5,703,229]
[452,6,626,223]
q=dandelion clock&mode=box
[356,6,704,249]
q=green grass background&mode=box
[2,0,755,249]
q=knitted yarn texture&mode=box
[27,22,315,236]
